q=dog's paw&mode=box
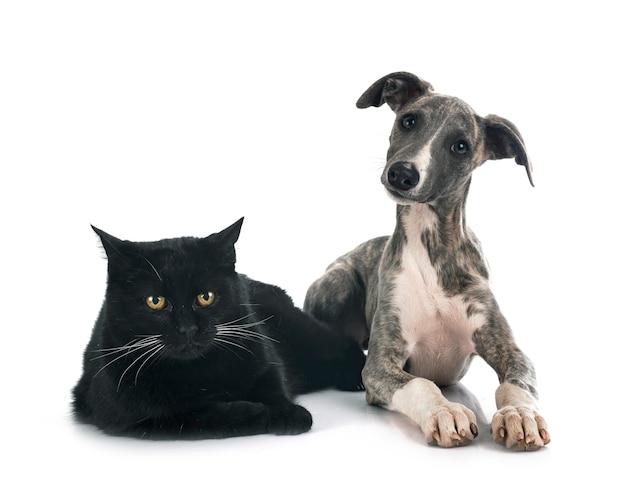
[491,406,550,451]
[422,403,478,448]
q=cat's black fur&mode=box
[72,218,365,440]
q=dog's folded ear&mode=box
[483,114,534,187]
[356,72,433,112]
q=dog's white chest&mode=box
[392,233,480,386]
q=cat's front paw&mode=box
[268,404,312,435]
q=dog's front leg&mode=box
[390,377,479,447]
[474,312,550,451]
[363,313,478,447]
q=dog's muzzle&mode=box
[387,162,419,191]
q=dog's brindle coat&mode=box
[304,72,550,450]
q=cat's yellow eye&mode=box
[196,291,216,308]
[145,295,167,311]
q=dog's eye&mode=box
[146,295,167,311]
[451,140,469,155]
[400,114,416,130]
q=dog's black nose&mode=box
[388,162,419,190]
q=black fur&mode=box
[72,218,365,440]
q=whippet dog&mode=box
[304,72,550,450]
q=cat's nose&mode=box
[177,322,199,340]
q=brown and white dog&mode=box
[304,72,549,450]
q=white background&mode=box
[2,1,624,478]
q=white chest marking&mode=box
[392,206,485,386]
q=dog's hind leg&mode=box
[304,263,370,349]
[304,237,387,349]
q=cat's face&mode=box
[94,218,250,361]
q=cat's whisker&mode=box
[223,318,271,329]
[212,341,245,361]
[216,328,277,344]
[91,336,162,377]
[213,337,254,355]
[216,315,278,343]
[219,312,258,327]
[117,343,165,391]
[90,337,162,360]
[90,338,161,361]
[133,344,166,386]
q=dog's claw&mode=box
[492,406,550,451]
[423,403,477,448]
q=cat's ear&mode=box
[212,217,244,245]
[91,225,125,258]
[208,217,244,266]
[92,226,147,280]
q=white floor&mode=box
[24,357,612,479]
[3,1,625,478]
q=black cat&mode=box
[72,218,365,439]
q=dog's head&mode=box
[357,72,533,205]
